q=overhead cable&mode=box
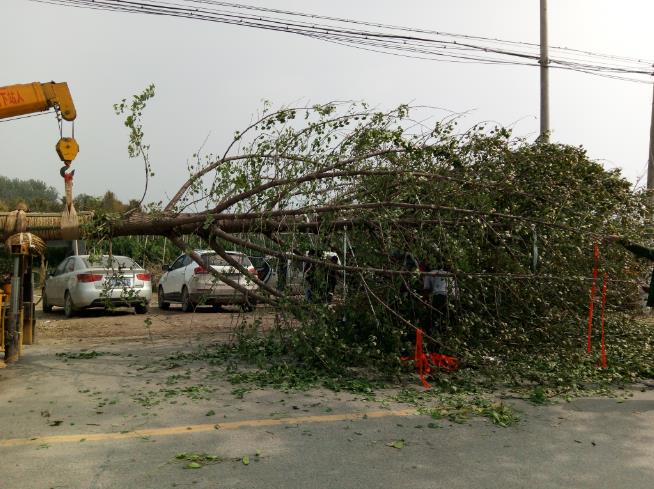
[30,0,654,83]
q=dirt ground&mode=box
[36,297,271,346]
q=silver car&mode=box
[158,250,257,312]
[42,255,152,317]
[249,255,305,295]
[250,252,341,298]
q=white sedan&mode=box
[157,250,258,312]
[43,255,152,317]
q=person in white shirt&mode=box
[422,262,457,335]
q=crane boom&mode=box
[0,82,76,121]
[0,80,80,238]
[0,81,79,163]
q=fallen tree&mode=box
[10,92,653,378]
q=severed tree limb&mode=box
[165,153,322,213]
[210,226,449,279]
[106,198,584,240]
[210,149,407,214]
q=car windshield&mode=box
[248,256,268,268]
[83,256,139,269]
[202,253,251,268]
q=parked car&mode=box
[42,255,152,317]
[248,255,304,295]
[248,255,274,283]
[158,250,258,312]
[248,252,341,298]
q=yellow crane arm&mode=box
[0,82,76,121]
[0,81,78,163]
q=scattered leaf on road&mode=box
[387,440,405,449]
[175,452,223,469]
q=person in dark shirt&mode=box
[303,250,316,302]
[325,254,339,303]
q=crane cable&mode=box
[52,105,80,240]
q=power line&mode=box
[30,0,654,83]
[126,0,654,66]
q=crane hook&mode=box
[60,165,75,181]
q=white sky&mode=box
[2,0,654,204]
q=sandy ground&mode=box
[36,297,271,345]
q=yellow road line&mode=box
[0,408,418,448]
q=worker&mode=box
[325,254,339,303]
[422,261,458,336]
[303,250,317,302]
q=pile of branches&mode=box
[93,98,650,371]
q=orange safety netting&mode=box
[401,328,459,389]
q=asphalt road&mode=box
[1,309,653,489]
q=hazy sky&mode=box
[3,0,654,205]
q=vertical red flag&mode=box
[599,272,608,369]
[414,329,431,389]
[586,243,600,354]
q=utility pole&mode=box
[539,0,550,142]
[647,83,654,200]
[5,255,21,363]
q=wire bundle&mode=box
[31,0,654,84]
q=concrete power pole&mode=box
[539,0,550,142]
[647,83,654,198]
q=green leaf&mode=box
[242,456,250,465]
[387,440,405,449]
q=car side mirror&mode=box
[162,264,171,272]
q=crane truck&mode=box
[0,81,80,363]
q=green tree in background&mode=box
[0,176,60,211]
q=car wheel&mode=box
[181,286,193,313]
[134,302,149,314]
[64,292,76,318]
[158,287,170,310]
[42,290,53,313]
